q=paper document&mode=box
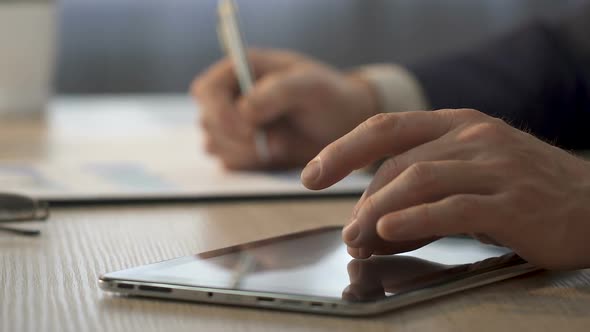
[0,95,370,202]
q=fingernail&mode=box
[342,288,360,302]
[347,246,360,258]
[343,220,361,243]
[358,248,373,259]
[301,157,321,185]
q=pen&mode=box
[229,252,256,288]
[217,0,271,163]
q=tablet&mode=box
[99,226,538,316]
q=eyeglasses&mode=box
[0,193,49,236]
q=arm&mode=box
[361,5,590,150]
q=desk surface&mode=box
[2,95,590,332]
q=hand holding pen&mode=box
[216,0,270,164]
[192,4,379,170]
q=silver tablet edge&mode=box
[98,262,539,317]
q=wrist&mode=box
[354,64,430,114]
[347,73,381,119]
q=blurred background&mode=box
[56,0,585,94]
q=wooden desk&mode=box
[1,95,590,332]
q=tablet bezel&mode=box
[99,226,539,316]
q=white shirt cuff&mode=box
[356,64,430,113]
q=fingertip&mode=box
[357,248,373,259]
[301,154,350,190]
[342,220,360,244]
[301,157,323,189]
[347,246,361,258]
[341,286,360,302]
[302,139,361,191]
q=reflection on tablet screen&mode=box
[107,228,515,302]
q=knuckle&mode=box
[406,162,435,185]
[405,162,439,200]
[379,157,404,177]
[322,142,343,161]
[456,120,506,144]
[362,113,398,134]
[439,108,483,124]
[262,72,283,90]
[453,108,486,119]
[435,108,486,134]
[254,76,284,104]
[490,116,508,126]
[359,195,380,222]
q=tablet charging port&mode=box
[117,283,134,289]
[138,285,172,293]
[281,299,302,306]
[256,297,275,303]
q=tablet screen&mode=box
[104,227,515,302]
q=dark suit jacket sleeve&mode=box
[407,4,590,150]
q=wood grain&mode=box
[1,96,590,332]
[2,201,590,332]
